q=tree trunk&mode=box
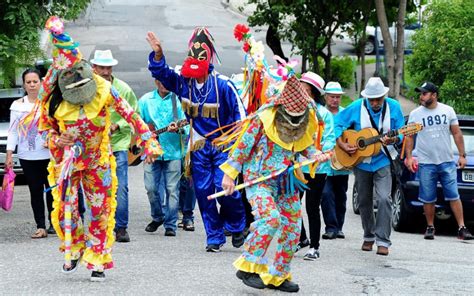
[394,0,407,99]
[302,54,307,73]
[360,2,372,93]
[374,0,395,98]
[266,24,288,63]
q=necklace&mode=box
[193,79,212,105]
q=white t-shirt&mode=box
[6,96,50,160]
[408,102,458,164]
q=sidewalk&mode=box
[222,0,418,115]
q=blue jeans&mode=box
[179,174,196,223]
[114,151,129,229]
[419,161,459,203]
[144,159,181,231]
[321,175,349,233]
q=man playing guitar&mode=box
[334,77,404,256]
[138,79,189,237]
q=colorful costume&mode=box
[147,27,246,248]
[220,76,324,289]
[38,17,161,275]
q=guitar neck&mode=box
[364,129,398,146]
[152,120,188,136]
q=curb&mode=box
[220,0,249,18]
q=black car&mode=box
[392,115,474,231]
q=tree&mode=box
[407,0,474,115]
[246,0,365,78]
[374,0,407,99]
[0,0,91,88]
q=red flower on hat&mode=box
[233,24,250,42]
[242,42,250,53]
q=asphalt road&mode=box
[0,0,472,294]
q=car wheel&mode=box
[364,38,375,55]
[352,181,360,215]
[391,183,412,232]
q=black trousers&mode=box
[299,173,327,249]
[19,159,53,229]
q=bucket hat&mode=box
[361,77,389,99]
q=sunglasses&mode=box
[368,96,384,102]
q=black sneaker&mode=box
[322,232,337,239]
[424,226,435,240]
[62,258,81,274]
[183,220,195,231]
[164,229,176,237]
[232,232,245,248]
[145,220,163,232]
[268,280,300,293]
[90,271,105,282]
[47,225,56,235]
[458,226,474,240]
[336,231,345,239]
[241,272,265,289]
[115,228,130,243]
[206,244,222,253]
[303,248,320,261]
[295,239,310,253]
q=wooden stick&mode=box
[208,151,332,200]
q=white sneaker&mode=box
[303,248,320,261]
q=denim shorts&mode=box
[418,161,459,203]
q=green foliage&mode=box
[0,0,91,87]
[341,94,353,107]
[406,0,474,115]
[318,56,355,89]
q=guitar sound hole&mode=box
[358,139,366,148]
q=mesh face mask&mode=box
[58,61,97,105]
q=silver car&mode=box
[0,88,24,177]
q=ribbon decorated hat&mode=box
[45,16,82,70]
[181,27,221,78]
[274,76,312,116]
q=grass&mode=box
[341,95,353,107]
[356,57,376,65]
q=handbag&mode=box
[0,167,16,211]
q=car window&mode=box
[451,127,474,154]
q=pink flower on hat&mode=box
[45,16,64,35]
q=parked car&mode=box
[0,88,25,177]
[342,23,421,55]
[392,115,474,231]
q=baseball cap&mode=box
[415,81,438,93]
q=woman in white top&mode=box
[5,69,52,239]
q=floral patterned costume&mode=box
[39,70,161,271]
[220,105,322,286]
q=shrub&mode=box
[406,0,474,115]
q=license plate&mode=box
[462,170,474,183]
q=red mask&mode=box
[181,27,218,79]
[181,56,209,79]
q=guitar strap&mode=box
[364,100,402,185]
[364,99,387,134]
[171,93,178,121]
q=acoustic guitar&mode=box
[128,119,188,166]
[333,123,423,169]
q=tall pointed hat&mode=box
[181,27,221,78]
[45,16,82,69]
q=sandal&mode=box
[31,228,48,239]
[62,257,81,274]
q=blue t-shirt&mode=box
[138,90,188,161]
